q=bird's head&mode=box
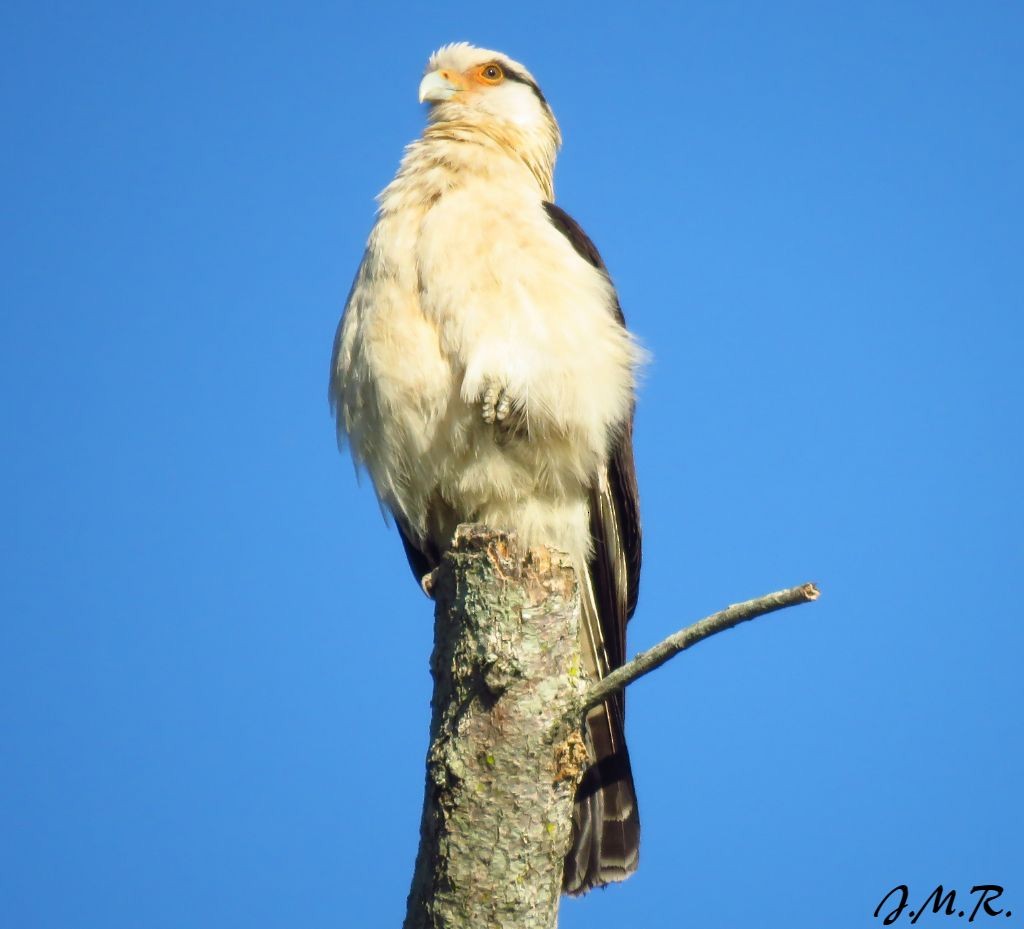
[418,43,561,190]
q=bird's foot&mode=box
[481,383,513,425]
[420,567,440,599]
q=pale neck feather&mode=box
[379,119,558,212]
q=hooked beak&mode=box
[418,69,461,103]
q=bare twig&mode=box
[582,583,821,713]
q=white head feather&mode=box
[419,43,561,195]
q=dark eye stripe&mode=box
[499,63,550,109]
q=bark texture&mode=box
[403,525,587,929]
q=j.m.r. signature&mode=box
[875,885,1010,924]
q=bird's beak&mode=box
[418,69,461,104]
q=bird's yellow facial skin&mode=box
[437,69,466,90]
[419,62,507,103]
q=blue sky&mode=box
[2,2,1021,927]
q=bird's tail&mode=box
[562,579,640,894]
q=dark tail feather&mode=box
[562,702,640,894]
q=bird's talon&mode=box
[481,385,497,424]
[481,384,509,425]
[420,568,440,598]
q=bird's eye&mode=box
[479,64,504,84]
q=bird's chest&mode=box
[414,184,557,359]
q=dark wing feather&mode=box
[609,416,642,621]
[395,516,441,584]
[544,201,643,894]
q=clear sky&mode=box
[2,2,1022,927]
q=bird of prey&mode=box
[329,42,644,895]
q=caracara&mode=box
[329,43,644,894]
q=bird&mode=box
[329,42,645,895]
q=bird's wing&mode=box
[542,201,642,628]
[543,201,643,893]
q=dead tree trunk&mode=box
[403,525,585,929]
